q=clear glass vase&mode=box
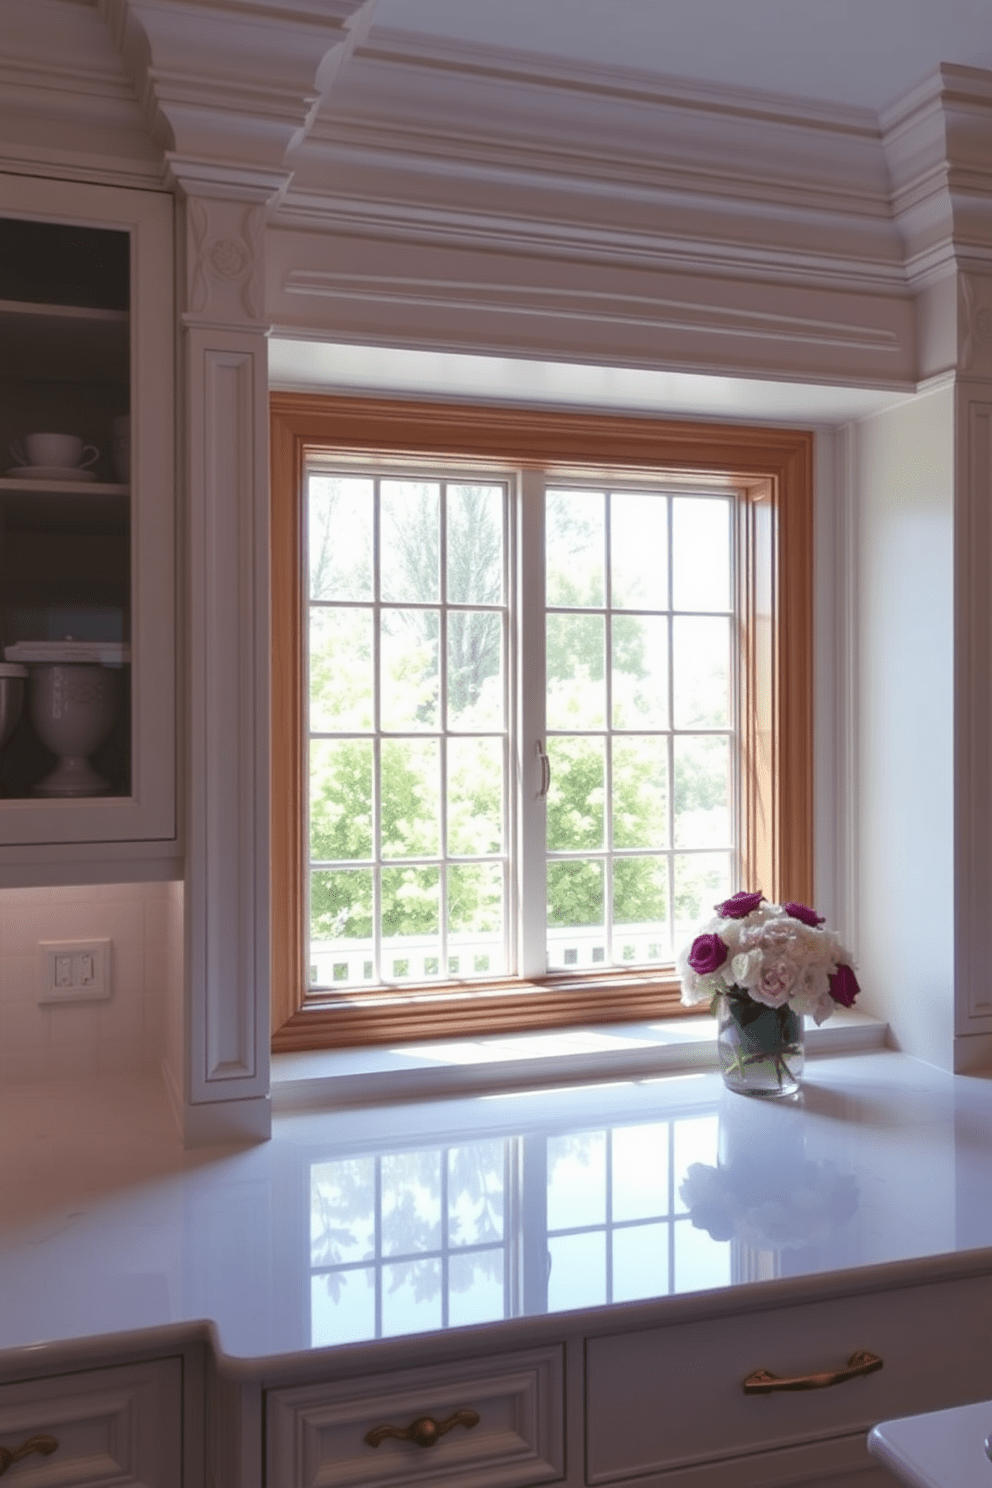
[716,989,804,1097]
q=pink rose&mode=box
[716,890,764,919]
[828,964,860,1008]
[784,901,825,927]
[688,933,728,976]
[752,960,793,1007]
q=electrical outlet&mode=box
[37,939,112,1003]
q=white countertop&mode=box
[2,1047,992,1373]
[869,1400,992,1488]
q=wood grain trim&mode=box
[269,394,813,1051]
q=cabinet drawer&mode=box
[0,1358,181,1487]
[265,1345,564,1488]
[585,1273,992,1484]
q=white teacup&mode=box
[13,433,99,470]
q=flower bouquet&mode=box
[676,891,860,1097]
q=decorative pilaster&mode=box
[181,191,272,1143]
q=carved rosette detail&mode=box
[186,200,265,323]
[209,238,249,280]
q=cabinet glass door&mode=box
[0,215,131,800]
[0,173,174,863]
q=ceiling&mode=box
[366,0,992,115]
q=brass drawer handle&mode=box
[0,1434,59,1475]
[365,1410,480,1449]
[743,1349,883,1394]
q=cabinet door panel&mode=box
[0,1358,181,1487]
[265,1345,564,1488]
[585,1273,992,1483]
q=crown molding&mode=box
[99,0,377,201]
[0,0,159,183]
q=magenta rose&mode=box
[715,890,763,919]
[828,964,860,1007]
[688,933,728,975]
[784,901,825,927]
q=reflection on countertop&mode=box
[0,1048,988,1363]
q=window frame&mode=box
[270,393,813,1053]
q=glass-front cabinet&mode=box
[0,174,175,877]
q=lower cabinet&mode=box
[585,1269,992,1488]
[0,1358,182,1488]
[265,1346,564,1488]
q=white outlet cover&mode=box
[37,939,112,1003]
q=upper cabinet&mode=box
[0,174,176,882]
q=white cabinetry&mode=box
[265,1346,564,1488]
[0,172,176,883]
[244,1260,992,1488]
[0,1358,182,1486]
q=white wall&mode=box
[0,881,182,1085]
[852,383,955,1067]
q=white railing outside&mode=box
[310,923,673,988]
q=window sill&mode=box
[270,1009,888,1112]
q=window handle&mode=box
[536,740,551,797]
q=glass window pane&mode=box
[381,608,439,730]
[546,612,606,729]
[447,484,504,604]
[672,615,731,729]
[674,735,731,849]
[380,480,440,603]
[381,739,440,858]
[613,1124,669,1222]
[548,1232,606,1312]
[311,1157,376,1264]
[673,852,732,949]
[611,492,668,610]
[613,1223,670,1303]
[308,475,373,601]
[547,736,604,851]
[548,1131,606,1229]
[612,737,667,850]
[546,489,604,607]
[613,858,669,963]
[448,1142,506,1247]
[381,866,440,979]
[447,737,503,856]
[448,863,504,976]
[310,607,373,733]
[309,868,373,986]
[448,610,503,728]
[672,496,731,612]
[310,739,372,861]
[449,1250,506,1327]
[547,859,604,968]
[612,614,668,730]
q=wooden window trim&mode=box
[270,393,813,1052]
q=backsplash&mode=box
[0,880,182,1085]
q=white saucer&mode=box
[4,464,98,482]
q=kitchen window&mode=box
[270,396,812,1051]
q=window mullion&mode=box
[516,467,547,980]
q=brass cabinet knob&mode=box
[365,1409,480,1449]
[743,1349,883,1394]
[0,1434,59,1476]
